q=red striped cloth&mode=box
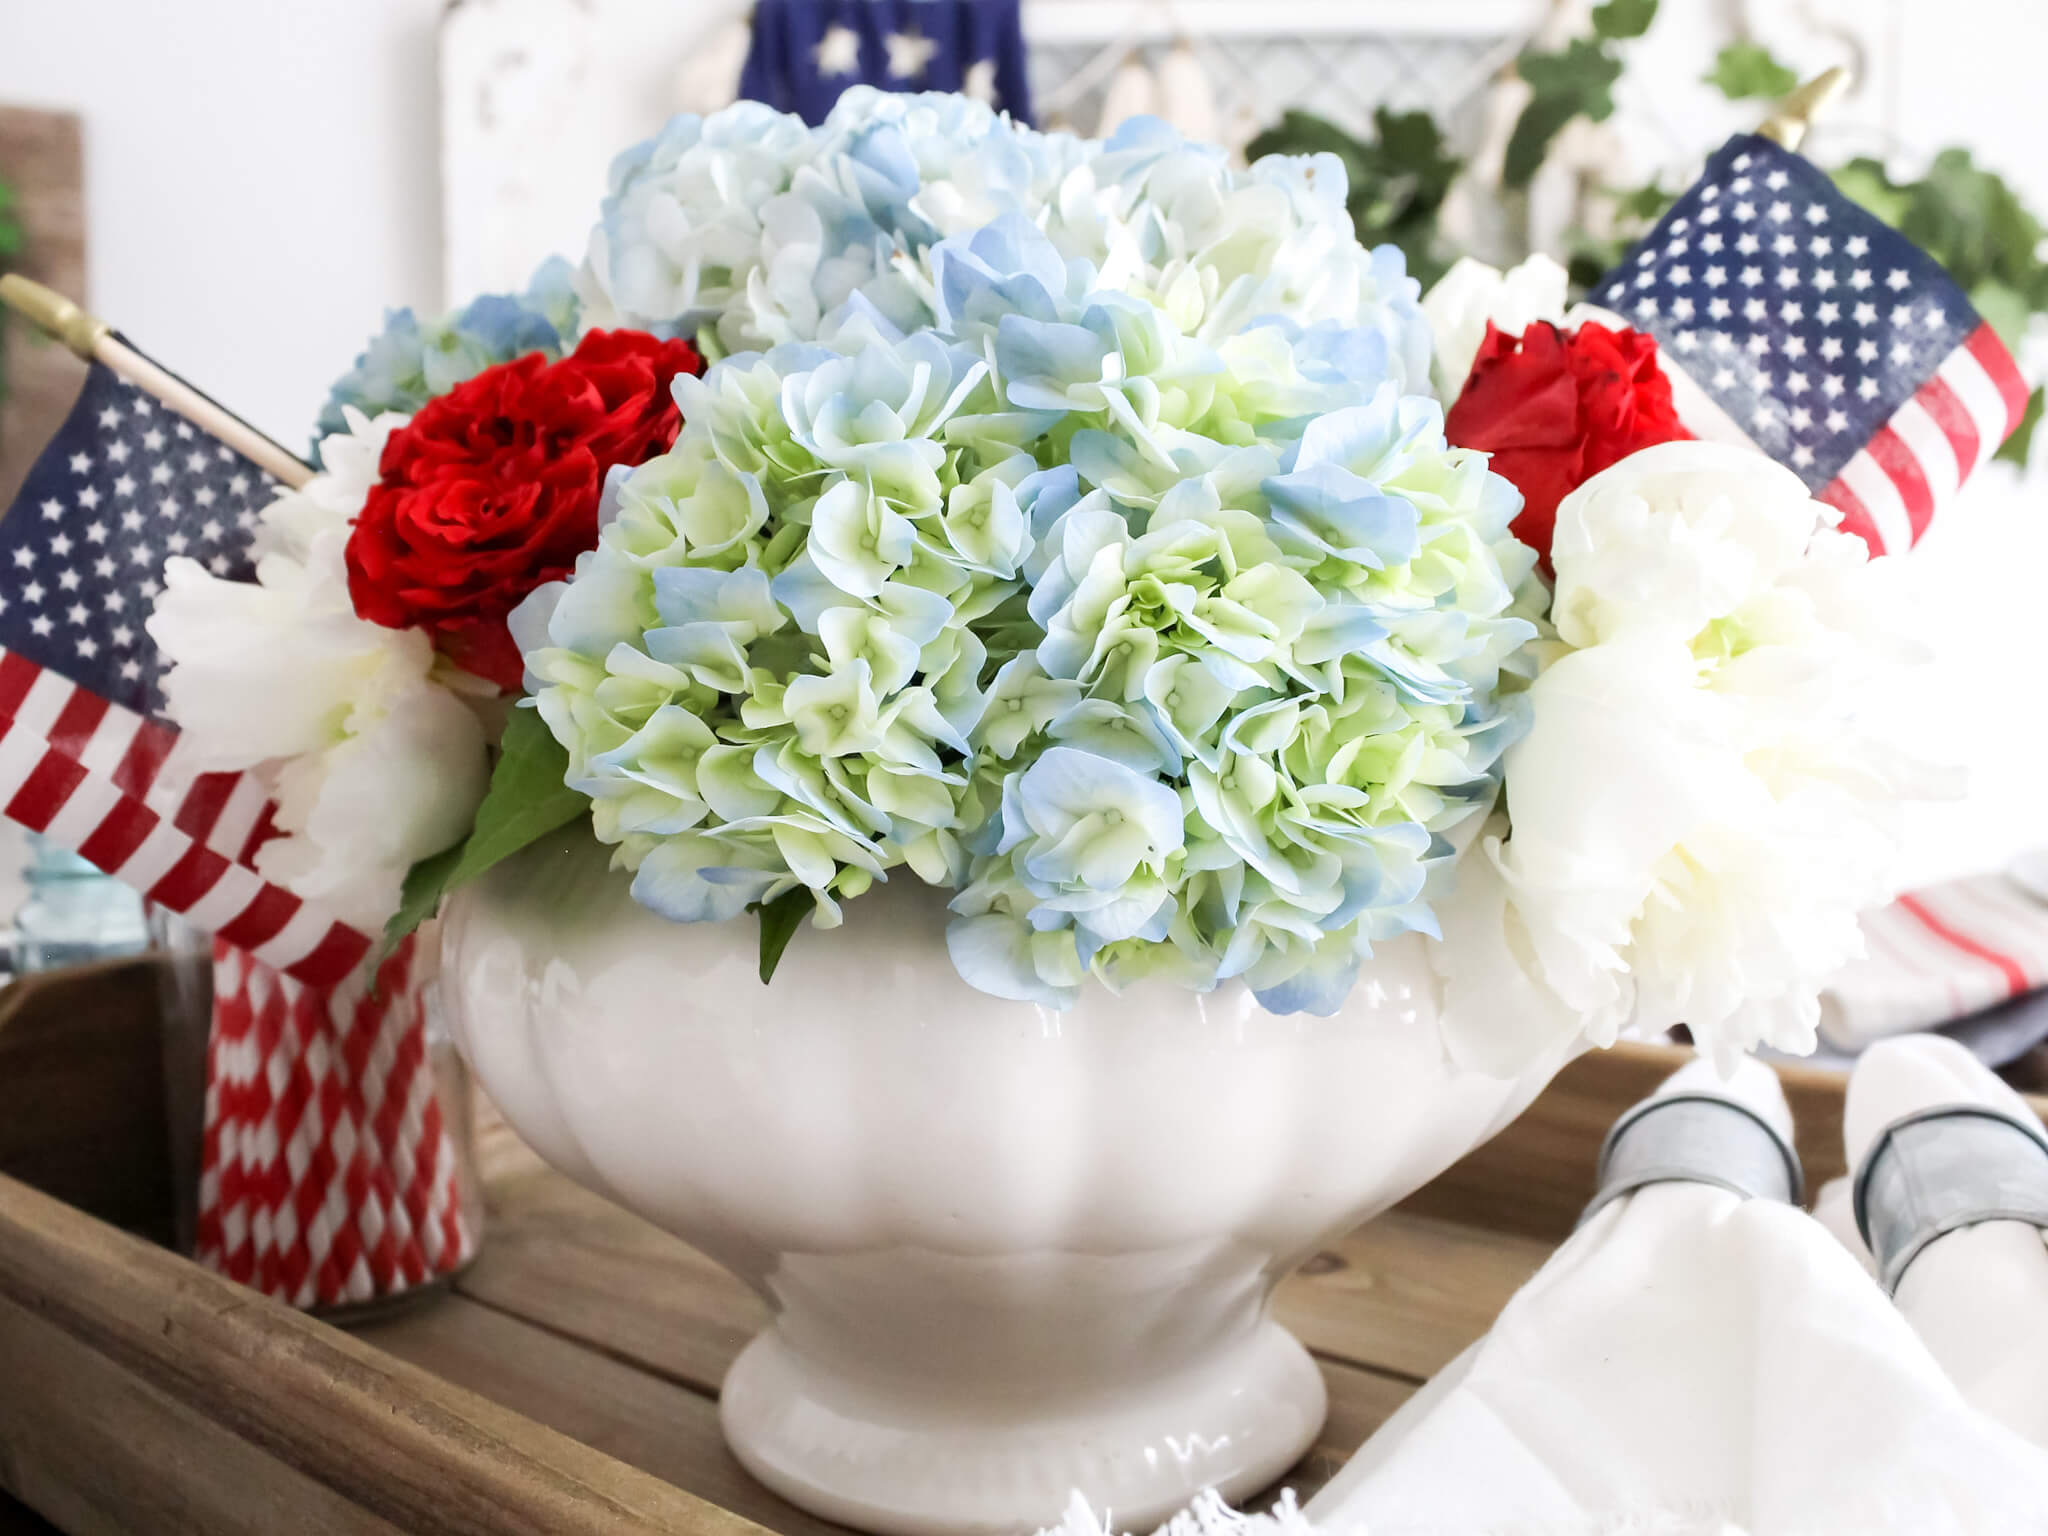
[197,932,475,1307]
[0,643,373,986]
[1820,873,2048,1049]
[1815,323,2032,556]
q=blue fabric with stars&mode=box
[1592,133,1982,491]
[739,0,1032,126]
[0,360,277,717]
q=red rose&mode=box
[1444,320,1690,565]
[346,329,704,690]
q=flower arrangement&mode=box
[148,89,1944,1072]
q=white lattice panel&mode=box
[1030,30,1529,154]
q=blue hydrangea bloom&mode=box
[516,91,1537,1017]
[312,255,581,452]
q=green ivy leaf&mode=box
[1996,386,2043,466]
[1970,279,2032,353]
[1832,157,1913,229]
[752,884,812,985]
[1591,0,1657,40]
[1704,43,1799,102]
[380,705,591,955]
[1519,38,1625,118]
[1615,178,1677,224]
[1505,40,1623,190]
[1907,149,2048,310]
[0,181,21,262]
[1503,92,1582,191]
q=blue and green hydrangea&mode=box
[313,256,580,450]
[512,92,1536,1016]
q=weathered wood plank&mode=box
[0,1172,772,1536]
[0,1292,402,1536]
[461,1164,766,1398]
[361,1296,848,1536]
[1280,1211,1551,1383]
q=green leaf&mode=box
[1615,178,1677,224]
[1969,279,2032,352]
[1518,38,1624,118]
[752,884,812,985]
[1832,156,1913,229]
[383,840,467,958]
[380,705,592,954]
[1996,386,2044,466]
[1503,92,1582,191]
[1591,0,1657,40]
[1506,40,1623,189]
[1704,43,1799,101]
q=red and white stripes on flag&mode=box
[1815,324,2033,556]
[1653,318,2031,560]
[0,644,374,986]
[198,932,475,1308]
[1820,872,2048,1050]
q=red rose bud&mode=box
[1444,320,1690,567]
[346,329,704,690]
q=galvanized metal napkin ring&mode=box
[1853,1105,2048,1295]
[1581,1092,1804,1227]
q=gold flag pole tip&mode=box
[0,273,113,359]
[1758,67,1852,153]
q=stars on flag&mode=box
[883,29,939,80]
[1594,136,1982,493]
[814,23,860,77]
[0,369,276,714]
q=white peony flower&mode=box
[146,412,491,932]
[1441,441,1954,1073]
[1421,253,1570,402]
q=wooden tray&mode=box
[2,956,2033,1535]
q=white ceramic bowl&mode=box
[440,830,1567,1535]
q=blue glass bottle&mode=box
[13,835,150,972]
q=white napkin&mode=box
[1296,1057,2048,1536]
[1837,1034,2048,1449]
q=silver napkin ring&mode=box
[1580,1091,1804,1228]
[1852,1105,2048,1295]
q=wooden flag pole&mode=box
[0,273,312,490]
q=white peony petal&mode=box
[1421,253,1570,401]
[149,412,491,932]
[256,681,491,933]
[149,554,424,766]
[1473,440,1952,1067]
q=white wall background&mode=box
[0,0,447,445]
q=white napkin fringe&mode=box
[1040,1488,1755,1536]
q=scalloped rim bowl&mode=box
[439,830,1567,1535]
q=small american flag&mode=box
[1593,133,2030,557]
[0,358,373,984]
